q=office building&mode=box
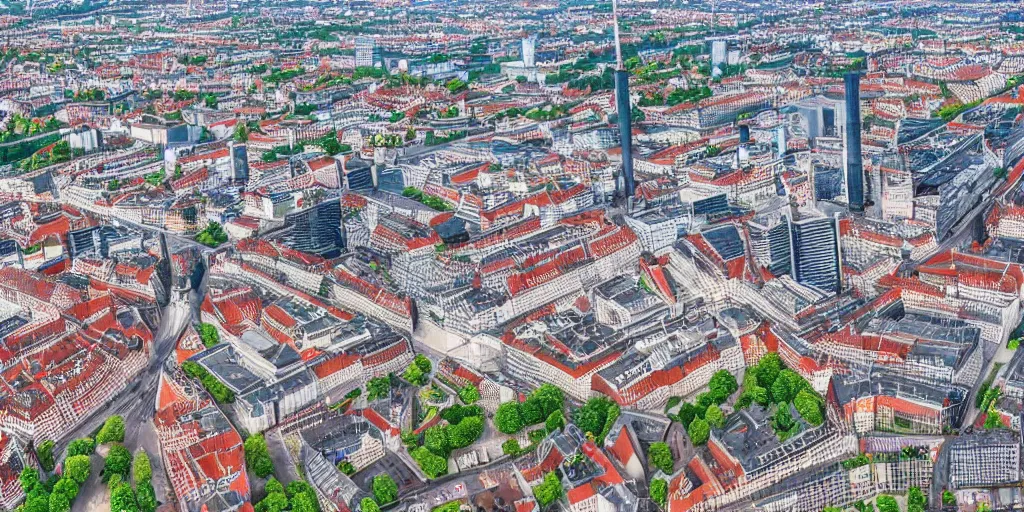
[522,34,536,68]
[284,199,344,256]
[355,37,375,68]
[845,72,864,212]
[789,214,842,294]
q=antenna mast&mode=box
[612,0,622,70]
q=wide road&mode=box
[56,299,189,454]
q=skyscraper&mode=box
[845,72,864,213]
[789,214,842,294]
[612,0,634,204]
[355,37,375,68]
[285,199,344,256]
[615,69,635,202]
[521,34,536,68]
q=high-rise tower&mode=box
[845,72,864,213]
[612,0,635,206]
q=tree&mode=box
[756,353,783,388]
[23,488,48,512]
[409,446,447,478]
[573,396,620,444]
[133,451,152,484]
[531,384,565,418]
[197,323,220,347]
[794,390,824,426]
[402,364,426,386]
[678,402,699,428]
[545,409,565,433]
[52,478,78,501]
[495,402,524,434]
[136,482,157,512]
[533,471,563,506]
[97,416,126,445]
[648,442,674,474]
[244,434,275,478]
[371,474,398,504]
[520,398,545,425]
[103,444,133,482]
[502,439,520,456]
[64,455,91,484]
[458,384,480,405]
[36,440,55,472]
[650,478,668,507]
[942,490,956,506]
[360,498,381,512]
[20,466,39,493]
[290,492,319,512]
[234,122,249,143]
[705,404,726,428]
[908,486,926,512]
[413,354,432,373]
[688,418,710,445]
[110,481,139,512]
[875,495,900,512]
[447,416,484,449]
[48,489,71,512]
[708,370,738,404]
[66,438,95,457]
[366,377,391,401]
[424,424,451,458]
[256,491,288,512]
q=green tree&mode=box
[413,354,432,373]
[458,384,480,405]
[907,486,926,512]
[531,384,565,418]
[545,409,565,433]
[533,471,563,506]
[66,438,95,457]
[876,495,899,512]
[19,466,39,493]
[256,491,289,512]
[110,481,139,512]
[688,418,710,445]
[197,323,220,347]
[495,402,524,434]
[447,416,484,449]
[502,439,520,456]
[366,377,391,401]
[23,488,49,512]
[244,434,275,478]
[36,440,55,472]
[103,444,133,482]
[233,122,249,142]
[48,488,71,512]
[136,482,157,512]
[708,370,738,404]
[756,353,783,388]
[97,416,126,445]
[402,364,426,386]
[424,424,451,458]
[372,474,398,504]
[650,478,668,507]
[360,498,381,512]
[705,404,726,428]
[942,490,956,506]
[133,451,152,484]
[409,446,447,478]
[64,455,91,485]
[794,390,824,426]
[648,442,674,474]
[52,478,78,501]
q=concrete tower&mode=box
[612,0,635,206]
[845,72,864,213]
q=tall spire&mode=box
[612,0,623,70]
